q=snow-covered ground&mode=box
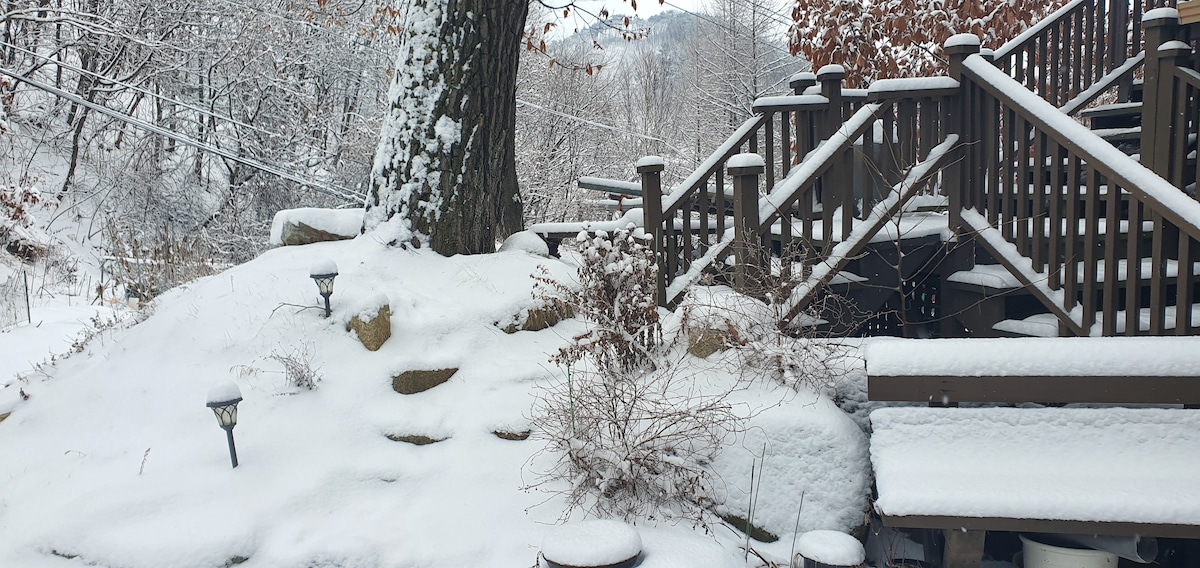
[0,219,873,567]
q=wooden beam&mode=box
[1180,0,1200,25]
[868,374,1200,405]
[882,514,1200,539]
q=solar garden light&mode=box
[309,259,338,317]
[206,381,243,469]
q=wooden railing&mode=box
[639,70,959,309]
[1141,10,1200,191]
[955,38,1200,335]
[993,0,1174,109]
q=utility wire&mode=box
[0,65,367,203]
[517,97,687,155]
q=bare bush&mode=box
[268,345,322,391]
[531,227,742,525]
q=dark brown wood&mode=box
[731,160,764,294]
[1178,236,1196,334]
[880,514,1200,539]
[943,529,986,568]
[1032,131,1047,271]
[1064,154,1082,316]
[868,374,1200,405]
[1103,179,1120,335]
[1083,166,1101,332]
[1126,199,1143,335]
[1150,215,1167,335]
[1016,114,1031,257]
[638,160,666,307]
[1048,140,1063,288]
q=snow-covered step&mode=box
[871,406,1200,536]
[1079,101,1142,130]
[948,258,1200,291]
[993,302,1200,337]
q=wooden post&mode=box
[638,156,667,307]
[1140,9,1180,176]
[944,35,981,236]
[817,64,845,138]
[942,529,986,568]
[788,71,816,95]
[730,153,765,295]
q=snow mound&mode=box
[270,208,363,246]
[540,520,641,567]
[797,530,865,566]
[728,153,766,170]
[498,230,550,256]
[710,389,871,538]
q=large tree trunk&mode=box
[364,0,527,255]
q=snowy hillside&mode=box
[0,221,872,567]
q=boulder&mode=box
[279,222,351,246]
[392,368,458,394]
[687,327,737,358]
[269,208,362,246]
[348,304,391,351]
[501,300,574,334]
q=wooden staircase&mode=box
[548,0,1200,339]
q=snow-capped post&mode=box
[729,153,766,295]
[789,71,817,95]
[817,65,845,138]
[309,259,339,318]
[1141,9,1183,179]
[944,34,980,235]
[206,382,243,469]
[637,156,667,307]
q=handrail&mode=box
[759,103,882,228]
[964,55,1200,238]
[994,0,1092,60]
[1059,51,1145,115]
[661,114,769,213]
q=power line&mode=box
[517,97,687,155]
[0,65,367,203]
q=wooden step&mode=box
[1080,101,1141,130]
[993,303,1200,337]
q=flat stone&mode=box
[493,430,531,441]
[385,433,445,445]
[392,368,458,394]
[502,300,574,334]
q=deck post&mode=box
[1140,10,1180,177]
[942,529,986,568]
[638,157,667,307]
[788,71,816,95]
[817,65,845,139]
[730,154,766,296]
[945,35,981,236]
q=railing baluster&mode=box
[1103,176,1120,335]
[765,112,776,190]
[781,110,793,177]
[1149,214,1169,334]
[1065,153,1083,320]
[1033,130,1048,271]
[1177,235,1195,334]
[1085,0,1097,85]
[1125,198,1143,335]
[1084,165,1102,334]
[1017,115,1032,257]
[1051,24,1062,106]
[1048,139,1064,289]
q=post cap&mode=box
[789,71,817,92]
[944,33,981,55]
[728,153,766,176]
[635,155,665,173]
[816,64,845,81]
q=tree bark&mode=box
[364,0,527,255]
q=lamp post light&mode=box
[310,259,339,318]
[206,381,243,468]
